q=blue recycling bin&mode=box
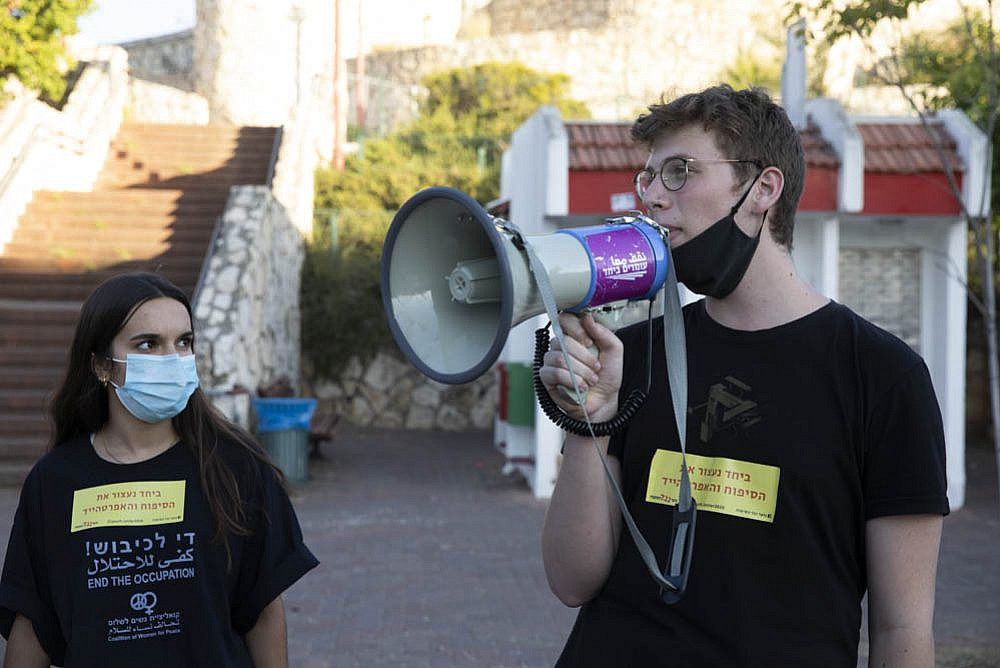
[251,398,317,484]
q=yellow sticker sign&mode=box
[71,481,186,533]
[646,450,780,523]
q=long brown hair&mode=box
[49,272,287,557]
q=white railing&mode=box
[0,45,129,254]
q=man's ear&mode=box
[752,166,784,214]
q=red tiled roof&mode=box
[799,123,839,168]
[566,122,646,171]
[856,122,963,173]
[565,121,840,171]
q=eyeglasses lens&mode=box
[662,158,688,191]
[635,158,690,198]
[634,169,653,198]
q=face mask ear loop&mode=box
[728,168,764,217]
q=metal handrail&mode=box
[265,125,284,189]
[192,212,224,308]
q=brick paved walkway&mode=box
[0,426,997,666]
[283,426,576,667]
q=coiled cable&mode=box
[531,300,655,437]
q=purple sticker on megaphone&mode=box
[584,226,655,306]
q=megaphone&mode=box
[382,187,698,604]
[381,187,670,385]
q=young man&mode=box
[539,85,948,667]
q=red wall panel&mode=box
[799,166,838,212]
[862,172,963,215]
[569,170,637,214]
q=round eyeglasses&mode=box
[634,157,763,198]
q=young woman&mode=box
[0,272,318,667]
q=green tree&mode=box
[721,48,784,93]
[789,0,1000,496]
[304,62,590,378]
[0,0,93,102]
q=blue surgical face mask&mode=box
[110,353,200,423]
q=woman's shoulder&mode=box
[15,435,91,495]
[31,434,92,471]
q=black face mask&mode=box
[671,173,766,299]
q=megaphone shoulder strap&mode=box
[504,220,696,602]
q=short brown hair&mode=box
[631,85,804,249]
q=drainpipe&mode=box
[333,0,345,170]
[782,18,807,130]
[356,3,366,131]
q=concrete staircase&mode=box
[0,123,280,478]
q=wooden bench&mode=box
[308,411,340,459]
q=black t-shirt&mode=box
[0,435,319,667]
[557,300,949,667]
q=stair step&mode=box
[32,187,229,199]
[0,300,85,342]
[0,437,48,466]
[3,240,212,262]
[0,272,200,301]
[104,147,274,160]
[103,154,274,170]
[17,212,218,226]
[0,328,74,346]
[0,345,68,365]
[0,299,82,319]
[0,368,63,391]
[94,177,267,191]
[0,389,52,413]
[0,255,205,272]
[0,414,53,438]
[22,207,224,222]
[111,134,276,146]
[109,136,275,148]
[29,188,230,206]
[117,122,276,134]
[98,168,269,182]
[11,222,216,242]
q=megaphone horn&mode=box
[381,187,668,385]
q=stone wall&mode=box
[193,186,304,428]
[304,353,498,431]
[482,0,612,34]
[126,78,209,124]
[270,106,322,237]
[120,30,194,91]
[353,0,782,123]
[194,0,333,130]
[839,247,922,351]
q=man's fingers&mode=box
[542,351,600,386]
[581,314,623,354]
[558,312,594,348]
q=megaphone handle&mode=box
[555,304,633,403]
[532,323,649,438]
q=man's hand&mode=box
[538,312,624,423]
